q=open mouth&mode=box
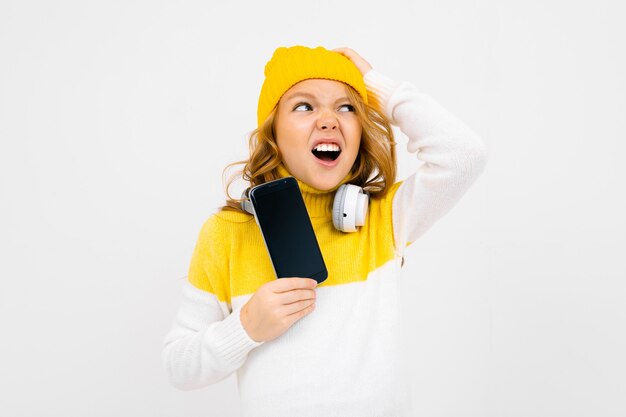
[311,143,341,162]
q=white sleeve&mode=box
[162,282,264,390]
[364,70,489,254]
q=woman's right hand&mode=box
[240,278,318,342]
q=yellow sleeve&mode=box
[187,215,231,304]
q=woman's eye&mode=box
[293,103,313,111]
[338,104,355,112]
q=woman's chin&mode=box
[304,173,345,191]
[287,161,352,191]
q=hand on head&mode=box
[332,47,373,76]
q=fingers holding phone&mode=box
[240,278,318,343]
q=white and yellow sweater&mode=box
[162,70,489,417]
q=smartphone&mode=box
[249,177,328,283]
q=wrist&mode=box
[240,303,260,342]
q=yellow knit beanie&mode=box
[257,45,368,128]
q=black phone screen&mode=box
[250,178,327,282]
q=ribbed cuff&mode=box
[363,69,403,119]
[207,305,264,368]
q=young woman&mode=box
[163,45,489,417]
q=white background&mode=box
[1,0,625,416]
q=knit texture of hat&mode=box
[257,45,368,128]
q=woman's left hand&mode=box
[332,47,373,76]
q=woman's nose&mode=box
[316,111,338,130]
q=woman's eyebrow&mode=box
[284,91,316,101]
[283,91,350,103]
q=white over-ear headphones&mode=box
[240,180,369,233]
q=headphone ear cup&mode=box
[241,188,254,215]
[333,184,368,232]
[332,184,348,231]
